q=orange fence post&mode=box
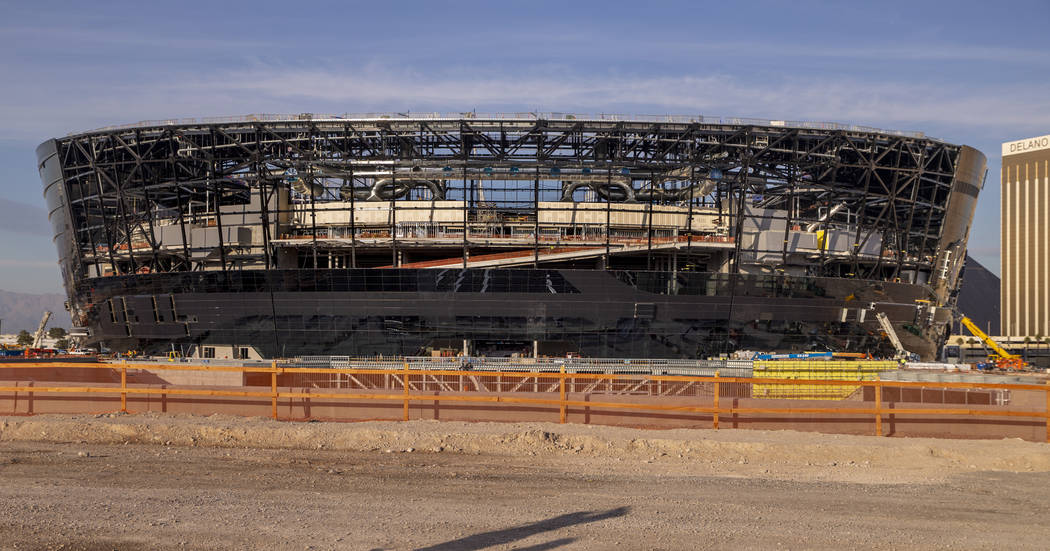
[403,362,410,421]
[120,360,127,413]
[559,363,566,424]
[7,362,1050,440]
[271,361,278,420]
[712,371,720,430]
[874,376,883,437]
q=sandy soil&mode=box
[1,414,1049,549]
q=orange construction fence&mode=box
[0,361,1048,441]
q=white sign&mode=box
[1002,134,1050,156]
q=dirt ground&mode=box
[1,414,1049,550]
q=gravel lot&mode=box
[1,414,1049,550]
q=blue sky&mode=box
[1,0,1048,292]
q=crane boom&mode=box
[960,316,1018,360]
[32,311,52,349]
[959,316,1025,370]
[874,312,909,359]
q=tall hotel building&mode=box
[1002,134,1050,337]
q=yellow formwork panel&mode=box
[752,360,898,400]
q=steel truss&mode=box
[50,115,976,299]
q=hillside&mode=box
[0,289,70,333]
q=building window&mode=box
[237,347,249,360]
[202,346,215,359]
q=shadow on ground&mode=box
[414,506,630,551]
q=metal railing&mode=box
[291,356,754,376]
[68,112,933,141]
[1,361,1046,441]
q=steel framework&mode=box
[38,113,986,359]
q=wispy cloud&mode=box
[7,66,1050,143]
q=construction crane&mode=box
[959,316,1026,370]
[874,312,913,361]
[32,311,52,349]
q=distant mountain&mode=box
[0,290,70,333]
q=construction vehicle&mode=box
[754,352,833,361]
[959,316,1026,370]
[832,352,874,359]
[0,346,24,357]
[874,311,916,361]
[31,311,52,349]
[23,347,57,359]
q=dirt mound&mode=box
[2,413,1049,484]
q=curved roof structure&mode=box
[37,114,986,359]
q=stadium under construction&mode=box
[36,113,987,360]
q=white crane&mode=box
[874,311,910,361]
[32,311,52,349]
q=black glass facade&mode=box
[77,267,945,359]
